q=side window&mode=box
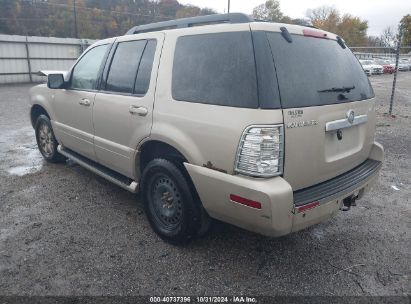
[172,32,258,108]
[71,44,109,90]
[134,40,157,95]
[105,40,146,94]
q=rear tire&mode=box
[35,115,66,163]
[141,158,208,244]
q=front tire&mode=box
[141,158,206,244]
[35,115,66,163]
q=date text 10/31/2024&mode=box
[149,296,258,303]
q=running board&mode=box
[57,145,138,193]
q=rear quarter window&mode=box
[172,32,258,108]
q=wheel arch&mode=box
[137,140,211,238]
[137,140,189,177]
[30,104,50,127]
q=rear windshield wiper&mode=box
[318,85,355,93]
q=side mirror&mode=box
[47,74,65,89]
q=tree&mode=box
[252,0,283,22]
[338,14,368,46]
[306,5,368,46]
[380,26,398,48]
[0,0,217,39]
[307,6,337,22]
[400,14,411,47]
[176,5,201,18]
[200,8,216,16]
[156,0,181,18]
[252,0,304,24]
[0,0,21,33]
[176,5,214,18]
[306,6,340,34]
[367,35,383,47]
[290,18,311,27]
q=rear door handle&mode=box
[79,98,91,106]
[129,105,148,116]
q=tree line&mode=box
[0,0,410,49]
[0,0,216,39]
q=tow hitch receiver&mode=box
[341,195,357,211]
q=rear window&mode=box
[172,32,258,108]
[266,32,374,108]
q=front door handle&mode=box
[129,105,148,116]
[79,98,91,106]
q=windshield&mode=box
[266,32,374,108]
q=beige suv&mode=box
[29,13,383,244]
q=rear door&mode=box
[263,28,376,190]
[93,33,163,178]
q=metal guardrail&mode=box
[354,52,411,60]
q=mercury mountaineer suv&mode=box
[29,13,384,244]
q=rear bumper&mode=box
[293,159,381,207]
[185,142,384,237]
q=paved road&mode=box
[0,73,410,297]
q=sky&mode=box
[180,0,411,36]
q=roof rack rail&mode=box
[126,13,254,35]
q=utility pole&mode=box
[73,0,78,38]
[389,24,403,115]
[228,0,230,13]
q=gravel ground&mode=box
[0,73,410,297]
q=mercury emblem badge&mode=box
[347,109,355,124]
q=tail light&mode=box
[234,125,284,177]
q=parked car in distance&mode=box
[388,59,397,70]
[359,59,383,75]
[29,13,384,244]
[358,60,372,76]
[399,58,411,71]
[388,58,411,71]
[375,59,395,74]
